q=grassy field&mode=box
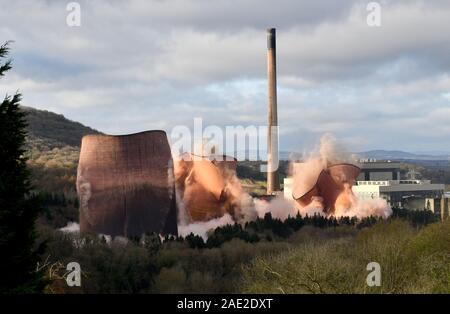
[241,220,450,294]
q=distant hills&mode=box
[23,106,100,150]
[279,149,450,161]
[22,106,100,181]
[21,106,449,163]
[356,149,450,161]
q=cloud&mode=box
[0,0,449,152]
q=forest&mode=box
[34,205,449,294]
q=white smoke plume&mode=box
[291,133,391,218]
[254,197,296,220]
[175,134,391,239]
[178,214,235,240]
[239,133,390,222]
[334,198,392,219]
[60,221,80,233]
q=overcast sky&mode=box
[1,0,450,153]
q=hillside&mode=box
[357,149,450,161]
[22,106,100,196]
[23,106,100,149]
[23,106,100,165]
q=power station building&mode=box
[356,160,401,181]
[352,161,444,210]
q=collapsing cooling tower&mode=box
[292,163,360,215]
[174,154,238,222]
[76,131,178,237]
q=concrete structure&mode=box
[352,161,444,209]
[284,162,361,215]
[352,179,444,208]
[440,195,450,220]
[357,160,401,181]
[174,154,239,222]
[438,198,446,217]
[285,160,445,212]
[266,28,280,194]
[284,177,294,202]
[77,131,178,237]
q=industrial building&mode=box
[356,160,401,181]
[352,160,444,209]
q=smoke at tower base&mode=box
[176,134,391,239]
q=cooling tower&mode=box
[174,154,237,222]
[292,163,360,214]
[76,130,178,237]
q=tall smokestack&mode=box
[266,28,280,194]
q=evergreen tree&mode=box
[0,42,45,293]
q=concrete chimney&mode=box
[266,28,280,194]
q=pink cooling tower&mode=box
[292,163,360,214]
[174,154,238,222]
[76,131,178,237]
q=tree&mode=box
[0,41,45,293]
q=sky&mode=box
[0,0,450,153]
